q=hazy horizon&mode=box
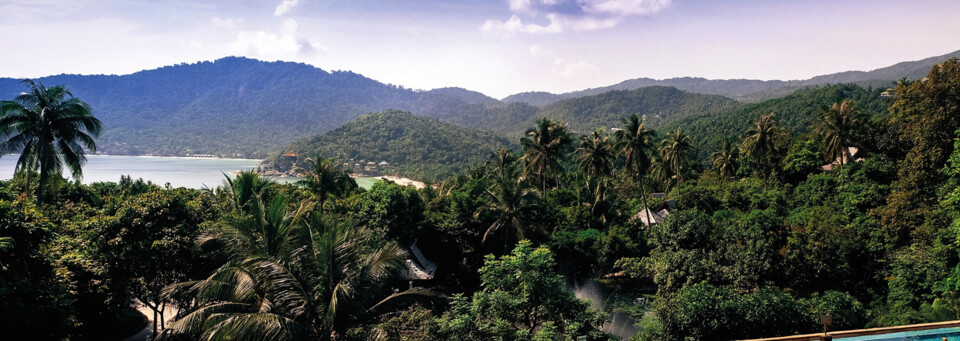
[2,0,959,98]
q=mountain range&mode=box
[502,49,960,105]
[0,49,956,161]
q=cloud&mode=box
[527,43,598,78]
[553,59,599,77]
[211,16,243,29]
[483,0,670,34]
[274,0,300,16]
[229,18,324,58]
[584,0,672,16]
[529,43,548,57]
[481,14,562,35]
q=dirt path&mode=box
[120,302,179,341]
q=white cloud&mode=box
[211,16,243,29]
[553,59,599,77]
[274,0,300,16]
[481,14,562,35]
[229,19,324,58]
[584,0,671,16]
[483,0,670,34]
[529,43,548,57]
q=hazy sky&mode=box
[1,0,958,98]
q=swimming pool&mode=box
[836,326,960,341]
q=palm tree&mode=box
[650,154,673,191]
[219,170,273,213]
[490,147,517,180]
[814,99,861,168]
[164,195,423,340]
[712,141,739,183]
[585,176,615,226]
[614,114,656,223]
[0,80,103,202]
[520,118,573,193]
[741,113,785,186]
[477,163,539,249]
[0,236,12,252]
[298,154,352,214]
[577,130,614,179]
[660,127,692,185]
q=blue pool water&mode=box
[836,326,960,341]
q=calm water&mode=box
[0,155,263,189]
[0,155,381,190]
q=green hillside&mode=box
[514,86,741,135]
[268,110,512,181]
[663,84,892,158]
[0,58,511,158]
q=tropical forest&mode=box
[4,1,960,341]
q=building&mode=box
[631,207,671,227]
[821,147,864,171]
[396,242,436,289]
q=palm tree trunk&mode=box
[160,301,166,331]
[37,164,47,203]
[638,172,652,226]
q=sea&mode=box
[0,155,379,190]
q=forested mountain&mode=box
[1,50,954,159]
[661,84,892,159]
[424,87,499,105]
[503,48,960,105]
[0,57,509,158]
[514,86,740,135]
[267,110,511,181]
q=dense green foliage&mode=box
[5,58,960,341]
[268,110,512,181]
[664,84,892,159]
[513,87,739,135]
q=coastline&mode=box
[351,174,426,189]
[90,154,265,162]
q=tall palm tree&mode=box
[577,130,614,179]
[814,99,861,168]
[298,154,352,214]
[585,176,615,226]
[712,141,739,183]
[614,114,656,223]
[651,154,673,191]
[490,147,517,180]
[0,80,103,202]
[741,113,785,186]
[520,118,572,193]
[660,127,692,185]
[477,163,539,249]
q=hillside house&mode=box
[822,147,864,171]
[397,242,436,289]
[632,207,671,227]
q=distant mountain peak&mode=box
[503,48,960,106]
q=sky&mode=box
[1,0,959,98]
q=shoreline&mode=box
[89,154,265,162]
[350,174,426,189]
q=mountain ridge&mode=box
[502,48,960,105]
